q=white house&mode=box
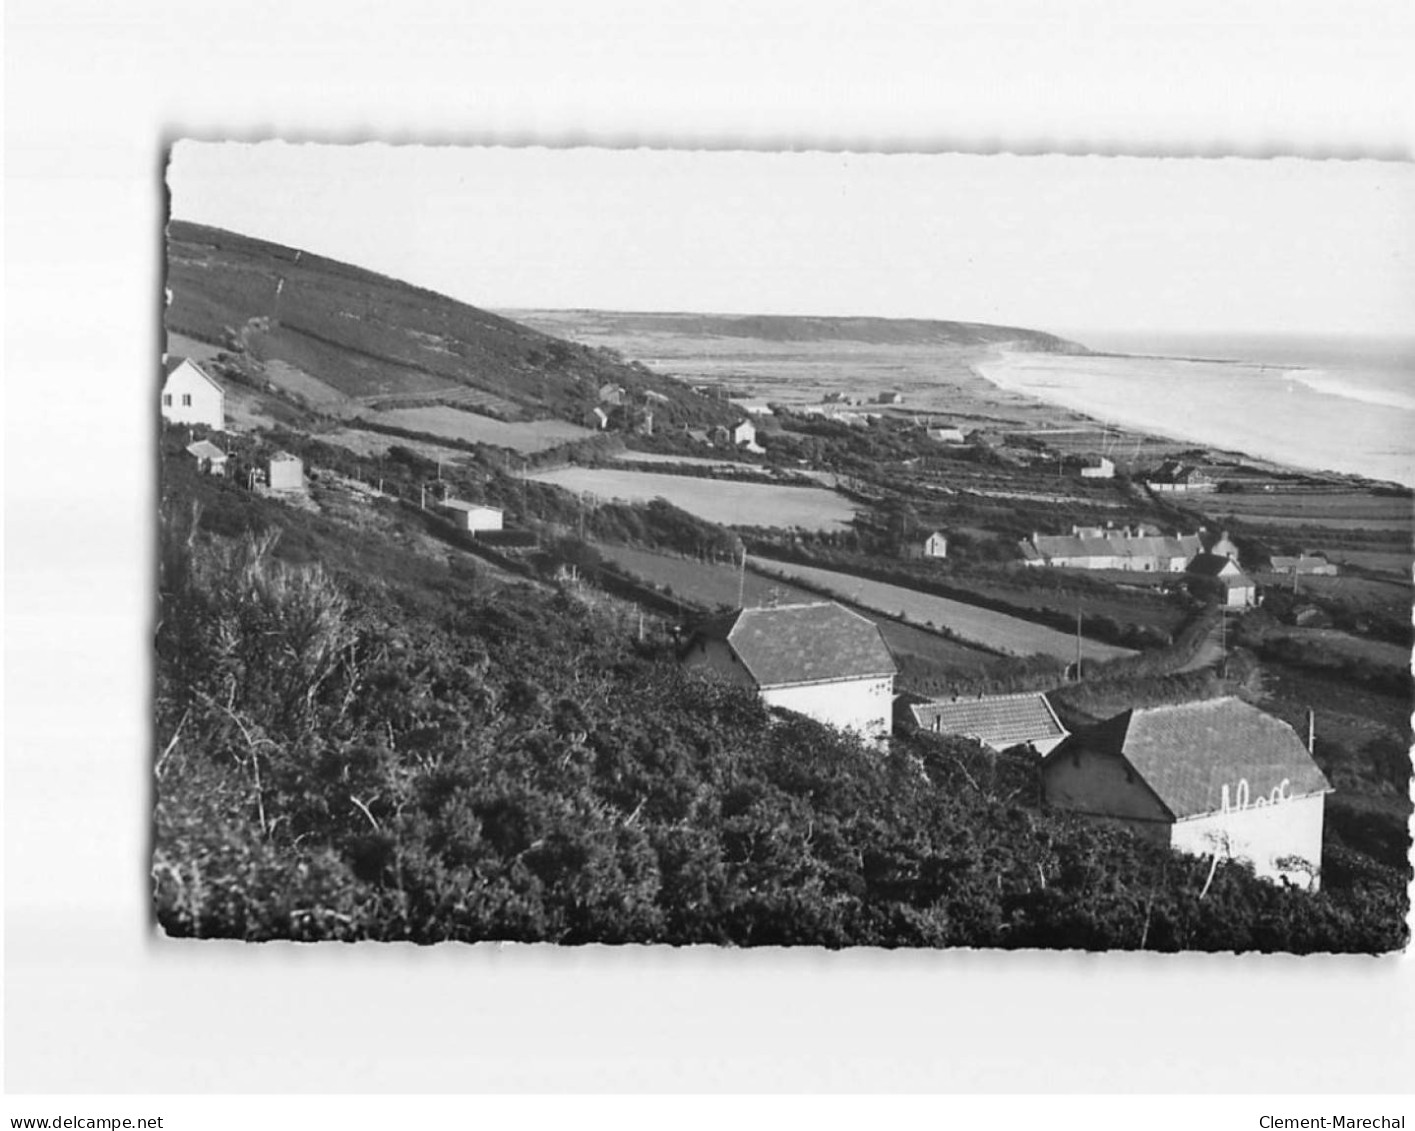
[1041,697,1331,888]
[1019,526,1201,572]
[680,602,897,739]
[1185,552,1257,608]
[161,358,225,431]
[1079,455,1115,479]
[926,426,966,444]
[896,690,1068,755]
[440,499,504,534]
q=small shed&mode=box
[267,452,305,492]
[185,439,229,476]
[926,426,966,444]
[897,690,1068,755]
[1079,455,1115,479]
[441,499,504,534]
[922,530,948,559]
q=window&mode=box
[162,394,172,406]
[182,394,192,406]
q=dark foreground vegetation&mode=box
[153,471,1408,950]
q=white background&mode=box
[5,0,1415,1094]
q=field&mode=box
[366,406,596,452]
[525,467,860,530]
[750,559,1136,662]
[612,451,744,469]
[1202,490,1412,529]
[596,544,1003,675]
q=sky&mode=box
[168,144,1412,340]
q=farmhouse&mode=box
[896,691,1067,755]
[440,499,504,534]
[1019,525,1201,572]
[1145,460,1216,493]
[1042,697,1331,888]
[161,358,225,431]
[267,452,304,492]
[680,602,897,739]
[876,391,904,405]
[1269,553,1338,577]
[926,426,967,444]
[1079,455,1115,479]
[1185,552,1257,608]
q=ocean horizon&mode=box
[978,332,1415,488]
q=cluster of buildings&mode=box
[1019,524,1203,572]
[681,599,1329,888]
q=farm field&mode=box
[750,558,1136,662]
[612,451,745,469]
[596,544,1002,675]
[365,406,596,452]
[1312,549,1414,576]
[318,427,484,465]
[1261,627,1411,670]
[526,468,860,530]
[1202,491,1413,531]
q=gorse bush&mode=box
[152,491,1408,950]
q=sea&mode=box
[974,332,1415,488]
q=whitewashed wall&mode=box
[160,362,225,430]
[1169,792,1326,890]
[763,676,893,738]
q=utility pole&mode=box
[1074,603,1083,681]
[738,547,747,608]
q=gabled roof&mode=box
[1043,697,1331,820]
[906,691,1066,750]
[1269,554,1333,572]
[163,356,224,393]
[689,602,897,688]
[1026,532,1201,562]
[1185,553,1238,577]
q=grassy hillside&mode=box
[165,221,737,427]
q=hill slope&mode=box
[165,221,735,426]
[507,309,1088,352]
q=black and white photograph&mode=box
[154,143,1413,951]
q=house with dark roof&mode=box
[896,691,1067,755]
[680,602,897,738]
[161,358,226,431]
[1041,697,1331,888]
[1184,552,1256,608]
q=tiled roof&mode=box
[693,602,897,688]
[1044,697,1331,820]
[185,440,227,460]
[1026,532,1201,562]
[908,692,1066,750]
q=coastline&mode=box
[972,347,1415,489]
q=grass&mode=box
[525,468,860,530]
[366,407,596,452]
[750,558,1136,663]
[595,543,1003,677]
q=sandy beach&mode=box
[974,349,1415,487]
